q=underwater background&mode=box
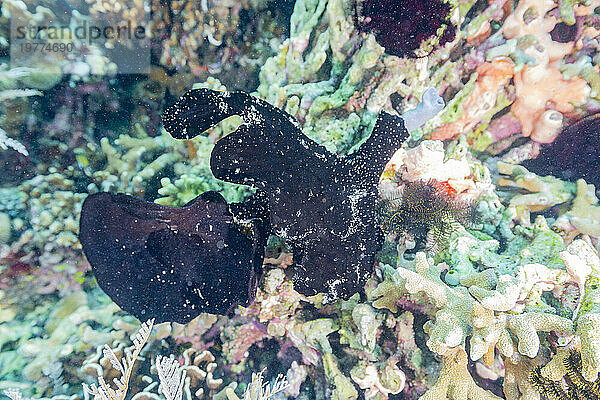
[1,0,600,399]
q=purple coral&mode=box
[353,0,456,57]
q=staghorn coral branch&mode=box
[420,348,501,400]
[508,312,574,358]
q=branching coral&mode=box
[421,348,501,400]
[152,0,280,87]
[498,161,600,237]
[497,161,577,224]
[154,137,250,207]
[323,353,359,400]
[16,290,121,390]
[20,173,85,251]
[80,319,236,400]
[370,235,598,399]
[3,1,600,400]
[176,348,225,399]
[504,353,545,400]
[531,349,600,399]
[557,179,600,237]
[350,359,405,400]
[254,0,464,154]
[91,130,184,198]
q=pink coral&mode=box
[511,66,589,143]
[502,0,590,143]
[431,58,515,141]
[221,321,269,364]
[487,113,522,143]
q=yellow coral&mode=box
[420,348,501,400]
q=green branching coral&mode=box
[369,235,590,399]
[86,128,184,198]
[154,136,250,207]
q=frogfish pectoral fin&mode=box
[78,191,265,323]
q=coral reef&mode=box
[497,161,600,239]
[151,0,286,89]
[530,349,600,399]
[2,0,600,399]
[370,235,600,399]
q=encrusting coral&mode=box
[431,58,515,142]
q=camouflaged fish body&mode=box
[79,88,410,323]
[164,88,410,302]
[79,191,266,323]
